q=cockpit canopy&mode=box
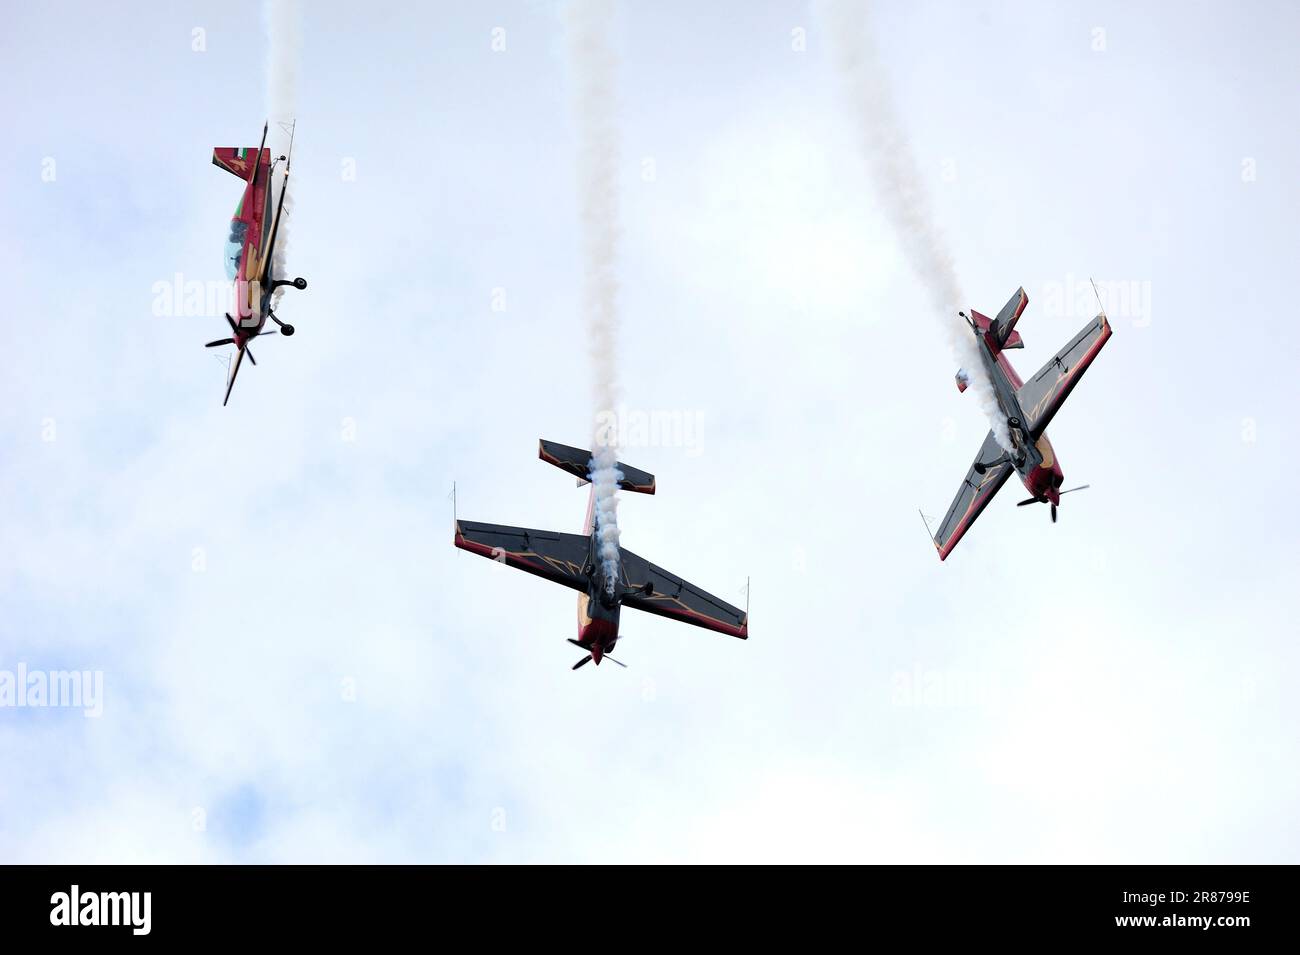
[224,218,249,280]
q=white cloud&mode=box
[1,0,1297,864]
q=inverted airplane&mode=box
[208,122,307,405]
[454,440,749,669]
[926,286,1112,560]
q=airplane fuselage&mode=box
[576,485,620,664]
[227,150,275,342]
[976,328,1066,506]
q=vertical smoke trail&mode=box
[819,0,1012,450]
[566,0,623,593]
[264,0,300,307]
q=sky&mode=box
[1,0,1297,863]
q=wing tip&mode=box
[452,521,474,552]
[934,531,954,561]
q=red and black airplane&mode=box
[926,286,1112,560]
[454,440,749,669]
[208,122,307,405]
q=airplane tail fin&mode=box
[958,287,1029,391]
[538,439,656,494]
[212,147,265,181]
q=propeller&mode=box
[1018,485,1090,520]
[207,329,276,350]
[568,636,628,669]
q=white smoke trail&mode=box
[820,0,1012,451]
[264,0,300,308]
[566,0,623,593]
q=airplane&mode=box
[207,121,307,405]
[453,439,749,669]
[925,285,1112,560]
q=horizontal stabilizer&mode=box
[538,439,655,494]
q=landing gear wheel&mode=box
[973,463,987,475]
[281,324,295,337]
[293,277,308,290]
[1007,416,1021,430]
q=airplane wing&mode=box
[257,123,296,284]
[1018,313,1112,437]
[257,163,288,284]
[931,430,1016,561]
[222,343,247,407]
[618,547,748,639]
[453,520,589,592]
